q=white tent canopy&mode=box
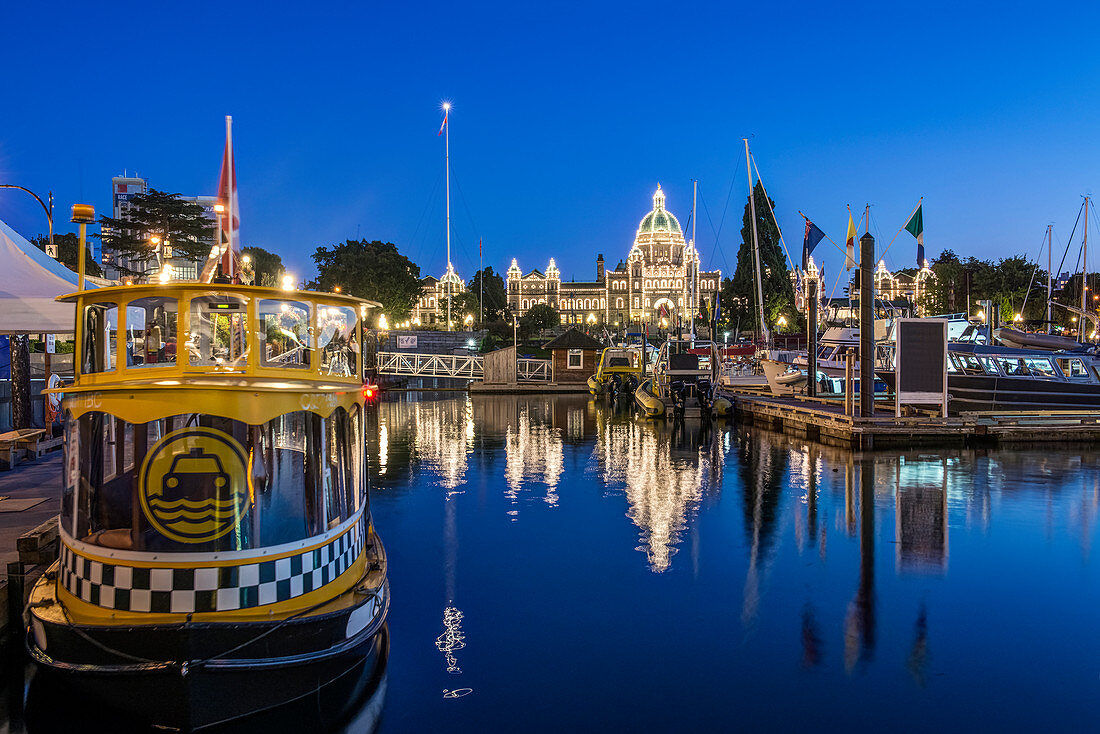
[0,217,100,334]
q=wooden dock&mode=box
[720,386,1100,448]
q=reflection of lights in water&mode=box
[435,605,466,674]
[596,421,726,572]
[504,404,564,510]
[378,424,388,475]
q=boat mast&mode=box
[743,139,769,347]
[691,179,698,342]
[1046,224,1053,334]
[1082,196,1089,340]
[444,102,452,332]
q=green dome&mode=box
[637,185,682,235]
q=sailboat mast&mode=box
[444,103,452,332]
[691,179,698,341]
[744,139,769,346]
[1047,224,1053,334]
[1082,196,1089,340]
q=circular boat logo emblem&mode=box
[139,427,249,544]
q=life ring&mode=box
[45,374,63,424]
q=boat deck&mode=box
[719,385,1100,448]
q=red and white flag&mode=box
[438,104,449,136]
[202,116,240,282]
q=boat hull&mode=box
[878,370,1100,413]
[26,565,389,731]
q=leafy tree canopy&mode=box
[467,266,509,321]
[521,303,559,335]
[31,233,102,277]
[308,239,421,320]
[241,245,284,287]
[96,188,214,276]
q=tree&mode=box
[241,245,284,287]
[96,189,214,277]
[726,181,798,333]
[450,290,482,326]
[467,266,508,321]
[308,239,421,320]
[31,233,103,277]
[521,303,559,335]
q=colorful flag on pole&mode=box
[905,201,924,266]
[438,108,449,136]
[801,217,826,270]
[845,207,858,271]
[820,264,828,307]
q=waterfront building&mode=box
[411,263,466,326]
[506,186,722,327]
[102,174,216,282]
[799,259,937,316]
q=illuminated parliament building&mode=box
[506,185,721,326]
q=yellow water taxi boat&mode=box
[25,282,389,730]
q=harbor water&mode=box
[371,392,1097,732]
[7,391,1098,731]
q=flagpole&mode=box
[226,115,234,280]
[479,237,483,324]
[444,103,452,332]
[691,179,697,343]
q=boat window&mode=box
[126,297,178,368]
[318,305,359,377]
[189,295,249,369]
[1058,358,1089,378]
[81,302,118,374]
[946,356,957,372]
[994,356,1056,377]
[1024,357,1058,378]
[951,354,986,375]
[64,408,364,553]
[979,357,999,375]
[260,299,312,369]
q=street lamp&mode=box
[0,185,53,257]
[281,274,294,291]
[464,314,474,328]
[777,314,788,329]
[71,203,95,290]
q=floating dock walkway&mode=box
[720,386,1100,448]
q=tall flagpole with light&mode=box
[440,102,452,331]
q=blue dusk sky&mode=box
[4,1,1100,289]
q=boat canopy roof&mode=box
[61,283,380,405]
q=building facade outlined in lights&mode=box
[411,263,466,326]
[507,186,721,326]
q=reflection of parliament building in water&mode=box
[506,186,722,326]
[594,416,727,572]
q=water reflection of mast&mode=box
[740,437,787,625]
[843,458,876,672]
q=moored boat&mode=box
[26,282,389,730]
[588,344,646,398]
[877,342,1100,413]
[634,338,731,418]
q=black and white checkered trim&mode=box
[59,519,365,614]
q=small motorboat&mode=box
[588,345,646,398]
[634,338,731,419]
